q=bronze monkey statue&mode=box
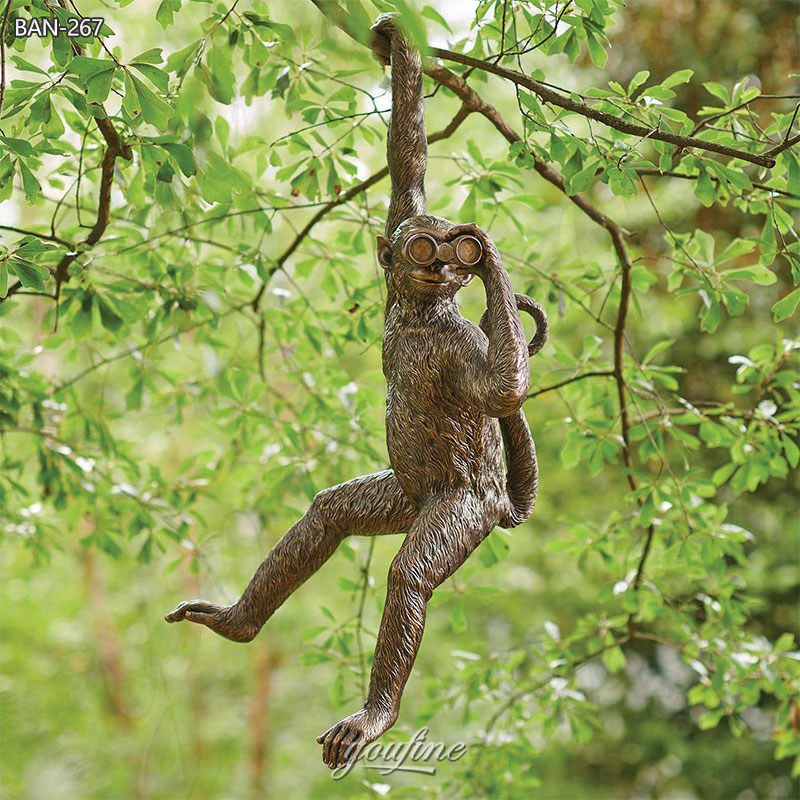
[166,14,548,769]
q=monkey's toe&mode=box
[165,599,220,623]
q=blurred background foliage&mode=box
[0,0,798,798]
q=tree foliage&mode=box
[0,0,798,797]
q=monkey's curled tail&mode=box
[480,295,549,528]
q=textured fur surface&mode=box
[166,14,548,769]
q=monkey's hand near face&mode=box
[449,223,531,418]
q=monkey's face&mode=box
[377,215,475,300]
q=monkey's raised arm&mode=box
[371,15,428,237]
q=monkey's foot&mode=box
[164,600,259,643]
[316,706,397,769]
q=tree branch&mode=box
[766,134,800,158]
[52,116,133,298]
[428,47,777,169]
[424,63,627,232]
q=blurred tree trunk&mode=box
[248,646,278,798]
[82,546,134,724]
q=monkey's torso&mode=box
[382,297,506,508]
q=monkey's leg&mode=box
[317,490,496,768]
[165,470,416,642]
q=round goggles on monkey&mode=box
[402,231,483,268]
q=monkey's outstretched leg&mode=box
[165,470,416,642]
[317,489,497,768]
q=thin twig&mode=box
[766,134,800,158]
[527,370,614,399]
[636,168,799,200]
[0,226,71,245]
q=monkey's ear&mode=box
[377,235,392,269]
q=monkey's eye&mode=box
[378,242,393,268]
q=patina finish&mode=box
[166,14,548,769]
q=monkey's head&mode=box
[377,215,476,301]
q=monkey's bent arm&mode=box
[456,251,530,417]
[372,15,428,237]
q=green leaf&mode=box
[156,0,182,29]
[160,143,196,177]
[11,56,49,76]
[586,32,608,68]
[772,287,800,322]
[68,56,115,81]
[642,339,675,364]
[708,161,752,193]
[695,166,716,207]
[699,292,721,332]
[718,238,757,263]
[519,91,545,123]
[130,63,169,93]
[602,646,626,674]
[129,74,174,130]
[97,297,124,333]
[19,163,42,204]
[703,81,730,104]
[785,151,800,196]
[27,94,51,126]
[569,162,598,195]
[1,137,35,157]
[42,103,65,139]
[67,56,116,104]
[421,6,453,33]
[723,265,776,286]
[201,45,236,105]
[165,40,200,76]
[11,258,49,291]
[550,132,570,165]
[608,166,637,197]
[0,262,7,297]
[87,68,115,104]
[698,711,722,730]
[782,434,800,468]
[130,48,163,65]
[662,69,693,88]
[643,85,675,101]
[628,70,650,95]
[759,215,777,266]
[450,597,467,633]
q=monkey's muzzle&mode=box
[403,232,482,269]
